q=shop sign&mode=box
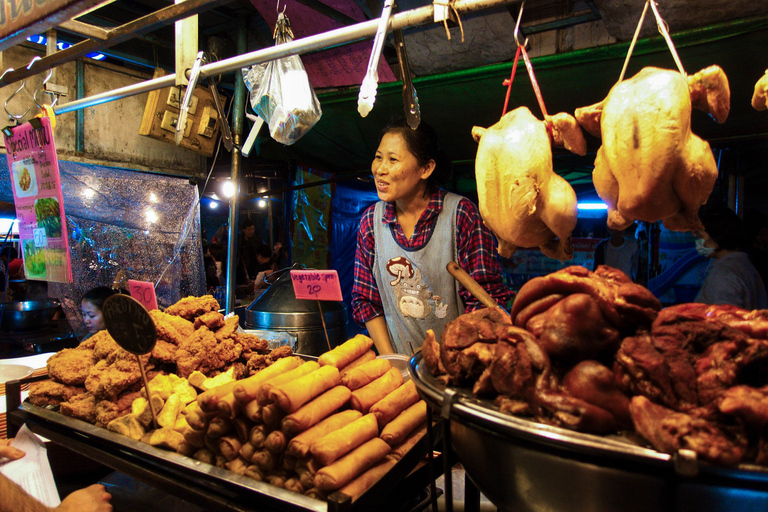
[3,116,72,283]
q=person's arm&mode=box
[365,315,394,355]
[455,199,515,311]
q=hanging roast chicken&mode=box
[575,65,730,232]
[472,107,587,261]
[753,69,768,110]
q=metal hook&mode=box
[275,0,286,15]
[33,68,55,108]
[513,1,529,49]
[3,67,30,122]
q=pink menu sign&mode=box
[4,117,72,283]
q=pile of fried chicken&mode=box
[30,295,293,428]
[424,265,768,468]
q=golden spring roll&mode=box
[197,381,239,412]
[286,409,363,458]
[257,361,320,405]
[313,438,391,491]
[269,365,341,413]
[349,367,403,414]
[217,392,240,420]
[232,356,302,403]
[318,334,374,369]
[369,380,420,430]
[309,413,379,466]
[281,386,353,436]
[249,424,268,449]
[243,399,263,422]
[337,457,398,501]
[388,422,427,461]
[262,403,286,430]
[265,430,287,454]
[380,401,428,447]
[339,350,376,378]
[341,359,392,390]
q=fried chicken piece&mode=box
[92,330,122,360]
[150,309,195,345]
[268,345,294,360]
[214,315,240,342]
[28,380,84,407]
[151,339,178,364]
[95,390,142,427]
[78,336,98,350]
[85,357,145,401]
[165,295,219,321]
[233,331,269,355]
[245,347,295,375]
[194,311,226,331]
[59,392,97,423]
[47,347,97,386]
[175,326,242,378]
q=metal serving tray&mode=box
[8,385,436,512]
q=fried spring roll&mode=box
[337,457,398,501]
[197,381,239,412]
[380,401,428,447]
[318,334,374,369]
[243,399,263,422]
[252,449,278,472]
[206,415,233,438]
[262,403,286,430]
[249,424,268,449]
[309,413,379,466]
[257,361,320,405]
[281,386,353,436]
[284,477,305,494]
[341,359,392,390]
[313,438,391,491]
[232,356,302,403]
[219,435,242,461]
[389,422,427,460]
[269,365,341,413]
[350,367,403,414]
[286,409,363,458]
[339,350,376,378]
[244,465,264,481]
[225,457,249,475]
[296,466,315,490]
[369,380,420,429]
[217,392,240,419]
[265,429,287,454]
[239,441,256,461]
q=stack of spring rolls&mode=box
[182,334,429,502]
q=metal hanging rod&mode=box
[53,0,517,116]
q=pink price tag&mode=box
[290,270,343,301]
[128,279,159,311]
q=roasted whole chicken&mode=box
[575,65,730,232]
[472,107,587,261]
[753,69,768,110]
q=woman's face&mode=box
[81,300,105,334]
[371,132,434,203]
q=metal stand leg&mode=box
[465,471,480,512]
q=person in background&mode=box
[352,119,513,355]
[744,208,768,290]
[80,286,118,340]
[593,225,640,281]
[0,439,112,512]
[238,218,260,277]
[694,204,767,310]
[204,254,219,291]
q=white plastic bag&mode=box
[251,13,322,145]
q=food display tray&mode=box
[408,353,768,512]
[7,380,439,512]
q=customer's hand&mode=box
[57,484,112,512]
[0,438,25,461]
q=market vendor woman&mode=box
[352,119,513,355]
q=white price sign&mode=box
[33,227,47,247]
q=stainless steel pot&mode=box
[0,300,60,332]
[409,353,768,512]
[243,264,347,356]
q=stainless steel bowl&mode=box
[409,353,768,512]
[0,300,60,332]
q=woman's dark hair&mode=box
[241,218,255,230]
[82,286,119,310]
[382,119,452,194]
[208,242,225,262]
[699,203,748,251]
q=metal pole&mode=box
[52,0,515,115]
[225,17,248,314]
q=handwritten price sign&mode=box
[128,279,158,311]
[290,269,343,301]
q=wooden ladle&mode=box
[446,261,511,317]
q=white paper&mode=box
[0,424,60,507]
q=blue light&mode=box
[27,35,106,60]
[577,202,608,210]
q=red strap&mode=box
[520,45,548,119]
[501,45,522,117]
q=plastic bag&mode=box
[250,13,322,146]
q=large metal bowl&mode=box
[409,353,768,512]
[0,300,60,332]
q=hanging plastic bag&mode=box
[250,12,322,146]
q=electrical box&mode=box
[139,68,227,157]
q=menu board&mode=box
[3,117,72,283]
